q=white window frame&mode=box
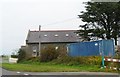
[32,46,37,57]
[55,34,58,37]
[66,34,69,37]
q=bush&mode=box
[57,46,67,58]
[116,45,120,55]
[18,57,40,64]
[27,57,40,61]
[40,45,58,62]
[117,45,120,52]
[104,54,120,71]
[11,55,18,58]
[51,56,102,66]
[1,55,6,58]
[114,48,120,71]
[17,49,26,63]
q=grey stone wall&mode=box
[25,44,39,58]
[25,43,69,58]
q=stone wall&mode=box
[25,43,68,58]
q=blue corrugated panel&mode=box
[68,40,115,57]
[102,40,115,56]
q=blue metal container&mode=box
[68,40,115,57]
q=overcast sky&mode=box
[0,0,90,55]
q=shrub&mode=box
[104,54,120,71]
[11,55,18,58]
[19,57,40,64]
[117,45,120,52]
[114,48,120,71]
[57,46,67,58]
[17,49,26,63]
[116,45,120,55]
[52,56,102,66]
[52,56,72,64]
[1,55,5,57]
[27,57,40,62]
[40,45,58,62]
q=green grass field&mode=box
[2,63,114,72]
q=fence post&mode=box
[102,55,105,67]
[101,40,105,68]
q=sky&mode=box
[0,0,90,55]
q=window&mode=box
[32,46,37,57]
[32,46,37,52]
[66,34,69,37]
[44,34,47,37]
[76,34,79,36]
[33,52,37,55]
[55,34,58,37]
[66,46,69,53]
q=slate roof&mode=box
[26,30,80,44]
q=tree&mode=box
[17,49,26,62]
[76,24,92,41]
[78,2,120,45]
[11,49,19,58]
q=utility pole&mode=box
[39,25,41,56]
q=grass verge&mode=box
[2,63,115,72]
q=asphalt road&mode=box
[1,75,120,77]
[1,67,120,77]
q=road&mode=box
[1,67,120,77]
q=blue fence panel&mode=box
[68,40,115,57]
[68,41,100,56]
[102,40,115,56]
